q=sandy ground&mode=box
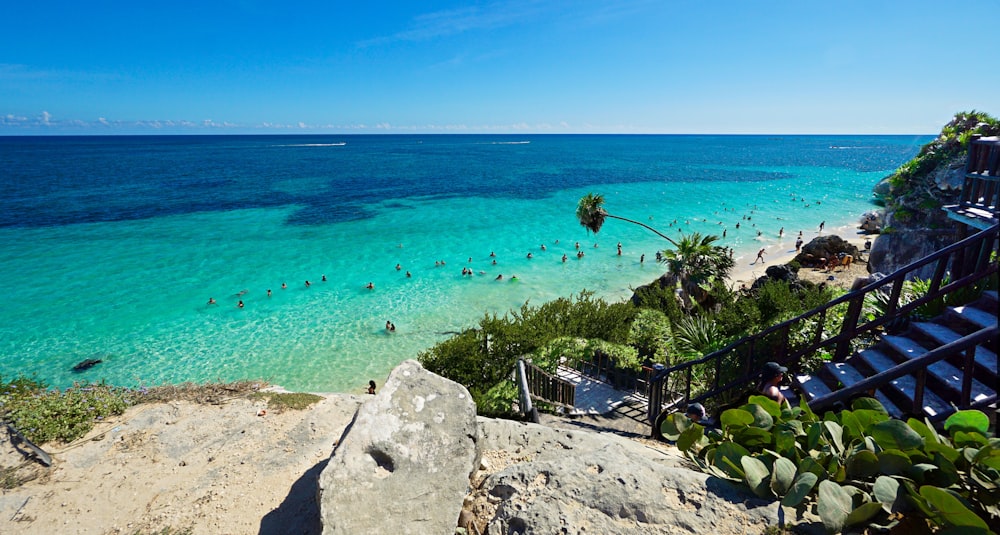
[728,233,872,291]
[1,394,362,535]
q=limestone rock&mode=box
[795,235,860,268]
[317,360,480,535]
[473,419,782,535]
[867,229,957,280]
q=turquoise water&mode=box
[0,135,929,392]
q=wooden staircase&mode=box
[795,291,998,421]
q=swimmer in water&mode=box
[562,254,568,262]
[366,282,374,289]
[305,280,311,287]
[495,274,503,280]
[405,271,411,278]
[281,282,287,290]
[207,297,216,305]
[266,289,272,297]
[237,300,244,309]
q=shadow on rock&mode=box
[259,458,328,535]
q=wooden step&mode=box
[857,349,954,419]
[980,290,998,308]
[911,322,998,376]
[794,373,832,401]
[820,361,902,418]
[882,335,995,404]
[947,305,998,330]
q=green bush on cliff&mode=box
[418,291,636,415]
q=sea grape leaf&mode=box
[713,442,750,479]
[907,463,940,485]
[720,408,754,430]
[873,475,909,514]
[919,486,989,529]
[799,456,826,479]
[924,440,961,464]
[908,417,942,445]
[677,424,704,453]
[818,480,852,533]
[823,420,845,454]
[733,426,773,449]
[953,430,988,448]
[747,395,781,418]
[741,455,773,498]
[944,410,990,436]
[739,403,774,430]
[851,397,888,414]
[853,409,889,430]
[660,412,689,441]
[774,428,796,458]
[840,410,864,443]
[846,450,880,479]
[781,472,818,507]
[807,422,824,451]
[928,452,960,488]
[846,501,884,527]
[877,449,912,475]
[770,455,796,496]
[871,419,924,451]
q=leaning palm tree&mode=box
[576,193,678,246]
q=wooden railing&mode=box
[646,223,999,425]
[516,358,575,420]
[959,138,1000,214]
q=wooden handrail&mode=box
[647,222,999,425]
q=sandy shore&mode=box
[728,226,872,291]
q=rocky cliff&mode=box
[318,360,789,534]
[868,111,999,277]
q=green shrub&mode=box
[666,397,1000,533]
[1,377,137,444]
[627,308,672,364]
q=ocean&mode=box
[0,134,930,393]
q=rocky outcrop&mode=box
[466,419,783,534]
[868,112,999,276]
[794,235,860,268]
[317,360,480,535]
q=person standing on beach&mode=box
[795,238,803,252]
[819,221,825,232]
[752,248,766,265]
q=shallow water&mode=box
[0,134,929,392]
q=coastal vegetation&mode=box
[665,397,1000,533]
[0,376,275,445]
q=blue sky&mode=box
[2,0,997,135]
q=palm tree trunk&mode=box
[606,214,679,246]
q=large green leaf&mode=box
[742,455,773,498]
[740,403,774,430]
[713,442,750,479]
[770,455,797,496]
[907,463,941,485]
[924,440,961,464]
[823,420,845,454]
[774,428,796,459]
[908,417,942,444]
[851,397,888,414]
[781,472,818,507]
[919,486,989,529]
[733,426,773,449]
[720,408,754,430]
[840,410,864,443]
[953,430,988,448]
[853,408,889,429]
[747,395,781,418]
[877,449,912,475]
[871,419,924,451]
[846,450,880,479]
[944,410,990,436]
[660,411,690,441]
[677,424,705,452]
[818,480,852,533]
[873,475,909,514]
[799,456,826,479]
[846,501,884,527]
